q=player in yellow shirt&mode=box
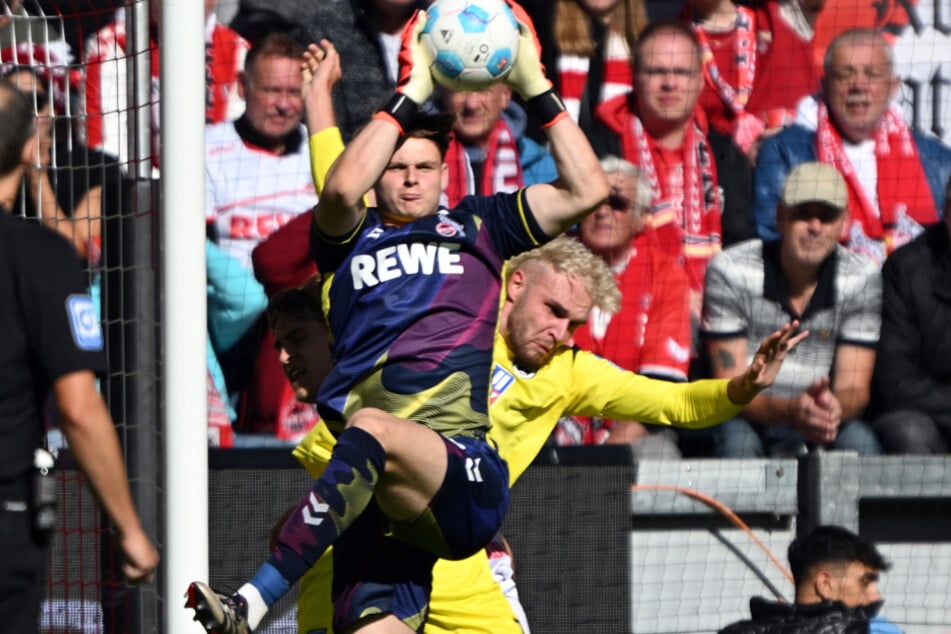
[283,242,805,634]
[281,40,807,634]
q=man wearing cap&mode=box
[699,161,883,457]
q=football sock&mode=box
[260,426,385,592]
[237,582,268,630]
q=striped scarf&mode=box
[557,31,633,124]
[620,110,722,291]
[816,102,937,264]
[443,119,523,206]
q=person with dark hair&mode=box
[186,1,612,627]
[265,278,331,406]
[2,42,120,265]
[719,525,902,633]
[0,77,158,633]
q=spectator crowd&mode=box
[4,2,950,634]
[2,0,950,459]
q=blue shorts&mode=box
[331,435,509,632]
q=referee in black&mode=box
[0,78,159,631]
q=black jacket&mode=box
[718,597,880,634]
[870,223,951,428]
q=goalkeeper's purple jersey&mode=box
[311,190,546,437]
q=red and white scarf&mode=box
[444,119,523,206]
[687,5,764,152]
[557,31,633,124]
[816,102,937,262]
[618,111,722,291]
[689,5,758,115]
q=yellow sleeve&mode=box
[568,350,744,429]
[292,420,337,479]
[309,127,346,196]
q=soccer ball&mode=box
[420,0,520,92]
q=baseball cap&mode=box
[781,162,848,212]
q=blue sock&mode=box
[247,563,289,608]
[264,426,386,587]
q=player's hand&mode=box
[728,321,809,404]
[502,0,552,100]
[302,40,342,100]
[118,528,160,584]
[395,9,435,106]
[302,40,342,134]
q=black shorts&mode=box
[0,475,49,633]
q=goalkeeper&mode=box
[187,1,611,632]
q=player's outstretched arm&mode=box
[727,321,809,405]
[503,0,608,237]
[314,10,434,237]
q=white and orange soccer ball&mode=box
[420,0,520,92]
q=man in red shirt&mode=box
[595,20,728,323]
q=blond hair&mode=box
[506,236,620,313]
[553,0,647,59]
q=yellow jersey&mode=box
[291,333,741,633]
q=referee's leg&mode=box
[0,477,49,633]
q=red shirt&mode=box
[573,231,692,381]
[746,1,821,127]
[697,28,742,136]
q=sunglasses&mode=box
[789,204,843,224]
[607,193,632,212]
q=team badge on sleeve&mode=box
[66,294,104,350]
[489,364,514,405]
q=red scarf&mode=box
[444,119,523,206]
[685,5,764,151]
[598,96,722,291]
[687,5,757,116]
[816,102,937,262]
[206,23,248,125]
[557,31,634,123]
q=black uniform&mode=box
[0,209,106,632]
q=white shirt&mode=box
[204,121,317,269]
